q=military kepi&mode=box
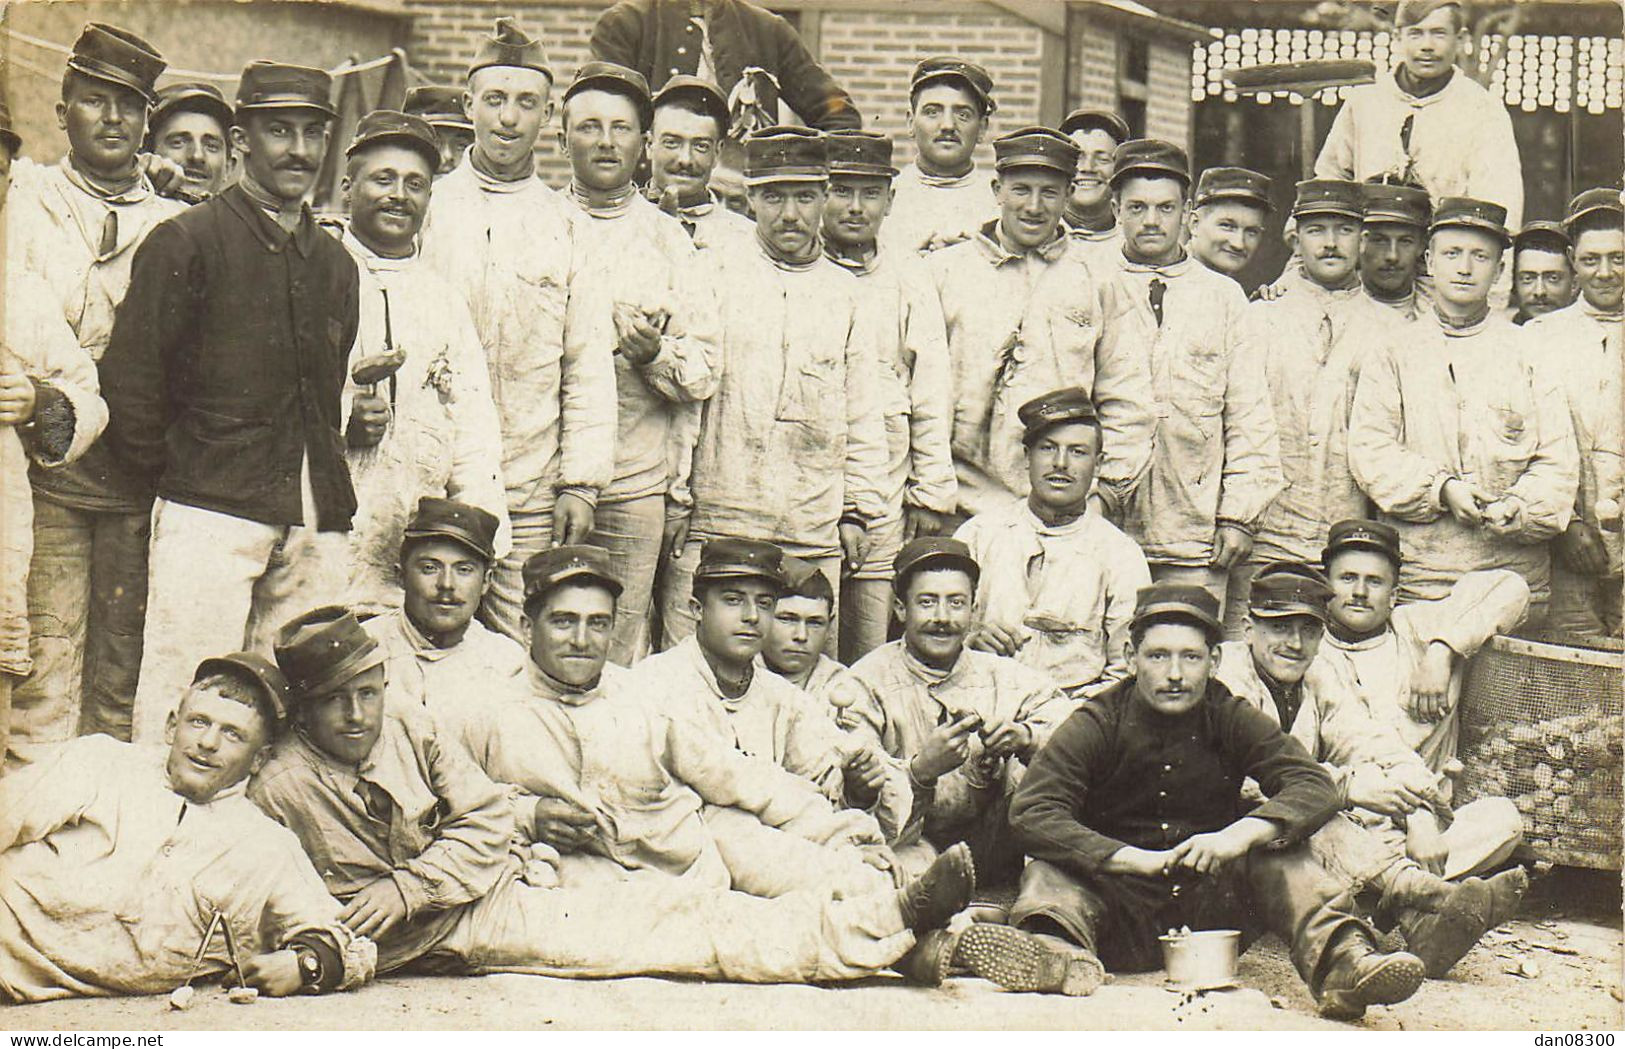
[1293,178,1363,219]
[193,651,293,726]
[347,109,441,172]
[694,538,786,588]
[653,75,730,134]
[405,85,474,131]
[1564,186,1624,232]
[565,61,653,128]
[1195,167,1273,210]
[1019,387,1097,445]
[403,496,501,562]
[1129,583,1222,638]
[1322,518,1402,568]
[235,61,337,118]
[1514,220,1571,253]
[744,126,828,185]
[67,23,165,101]
[1362,183,1431,228]
[892,537,980,595]
[1430,196,1511,246]
[467,16,553,82]
[1060,107,1130,143]
[910,56,996,113]
[827,130,898,178]
[273,606,385,700]
[523,545,623,607]
[1111,139,1190,188]
[1249,562,1333,622]
[993,127,1079,176]
[152,83,233,133]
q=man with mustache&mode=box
[1235,180,1399,636]
[363,498,525,717]
[1510,221,1576,325]
[881,58,998,258]
[1528,189,1625,636]
[145,82,235,201]
[1,652,375,1002]
[6,23,183,749]
[418,18,617,645]
[1187,167,1274,282]
[1215,561,1527,978]
[647,76,752,250]
[1058,107,1130,261]
[403,86,475,177]
[928,128,1154,523]
[1008,583,1428,1020]
[955,388,1149,699]
[337,110,507,615]
[1316,0,1522,230]
[102,61,363,745]
[558,63,721,665]
[1349,198,1578,618]
[1360,182,1432,319]
[845,538,1070,883]
[1099,140,1284,623]
[1315,518,1530,777]
[660,127,887,649]
[819,129,957,662]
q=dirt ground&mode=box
[6,867,1620,1032]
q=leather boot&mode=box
[897,842,975,933]
[1484,867,1530,926]
[950,923,1106,997]
[892,928,957,987]
[1394,877,1494,978]
[1316,931,1426,1021]
[1377,863,1456,914]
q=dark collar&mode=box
[220,183,319,258]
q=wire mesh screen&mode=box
[1456,634,1623,870]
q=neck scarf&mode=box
[756,228,822,271]
[1432,300,1491,335]
[63,152,145,202]
[529,660,602,706]
[1396,64,1455,100]
[915,163,976,187]
[824,240,878,275]
[570,178,636,218]
[468,145,537,191]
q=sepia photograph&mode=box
[0,0,1620,1033]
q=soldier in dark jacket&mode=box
[1007,583,1429,1021]
[590,0,860,132]
[100,61,361,746]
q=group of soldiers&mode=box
[0,0,1620,1022]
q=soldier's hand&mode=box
[1481,496,1525,538]
[140,152,187,197]
[662,513,691,562]
[238,950,304,997]
[338,877,409,939]
[553,492,594,546]
[1210,524,1253,570]
[613,302,664,365]
[1407,641,1455,723]
[967,622,1024,657]
[1557,519,1609,576]
[1346,765,1424,818]
[346,391,391,448]
[1253,279,1290,303]
[1169,821,1262,874]
[1405,810,1449,875]
[903,505,947,541]
[981,717,1033,760]
[533,797,598,852]
[843,742,889,794]
[0,372,37,427]
[910,712,979,783]
[1105,845,1177,877]
[1441,479,1488,525]
[839,521,869,573]
[859,843,907,887]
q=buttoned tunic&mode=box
[1348,310,1578,602]
[928,226,1155,517]
[1,736,371,1002]
[684,240,888,556]
[1316,69,1524,229]
[1313,570,1530,777]
[1241,271,1394,562]
[249,704,514,970]
[363,607,526,719]
[845,641,1071,847]
[1528,300,1624,574]
[341,232,508,609]
[956,499,1149,696]
[565,192,722,504]
[881,162,999,258]
[419,161,616,514]
[1098,252,1284,565]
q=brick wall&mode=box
[1067,11,1120,112]
[1144,37,1192,148]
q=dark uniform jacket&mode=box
[99,185,360,531]
[590,0,861,131]
[1009,676,1340,877]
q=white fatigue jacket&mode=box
[1241,270,1394,562]
[1315,570,1529,777]
[1065,222,1123,270]
[928,224,1155,518]
[682,197,755,253]
[828,246,958,577]
[1315,68,1524,229]
[1348,310,1579,602]
[682,238,888,556]
[419,158,616,514]
[629,637,912,842]
[363,607,526,719]
[446,663,875,890]
[956,498,1149,697]
[1100,252,1285,565]
[1215,641,1441,811]
[880,161,999,258]
[565,189,722,504]
[1,269,107,677]
[846,641,1072,846]
[0,737,373,1002]
[795,653,870,715]
[1528,300,1624,574]
[341,232,509,610]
